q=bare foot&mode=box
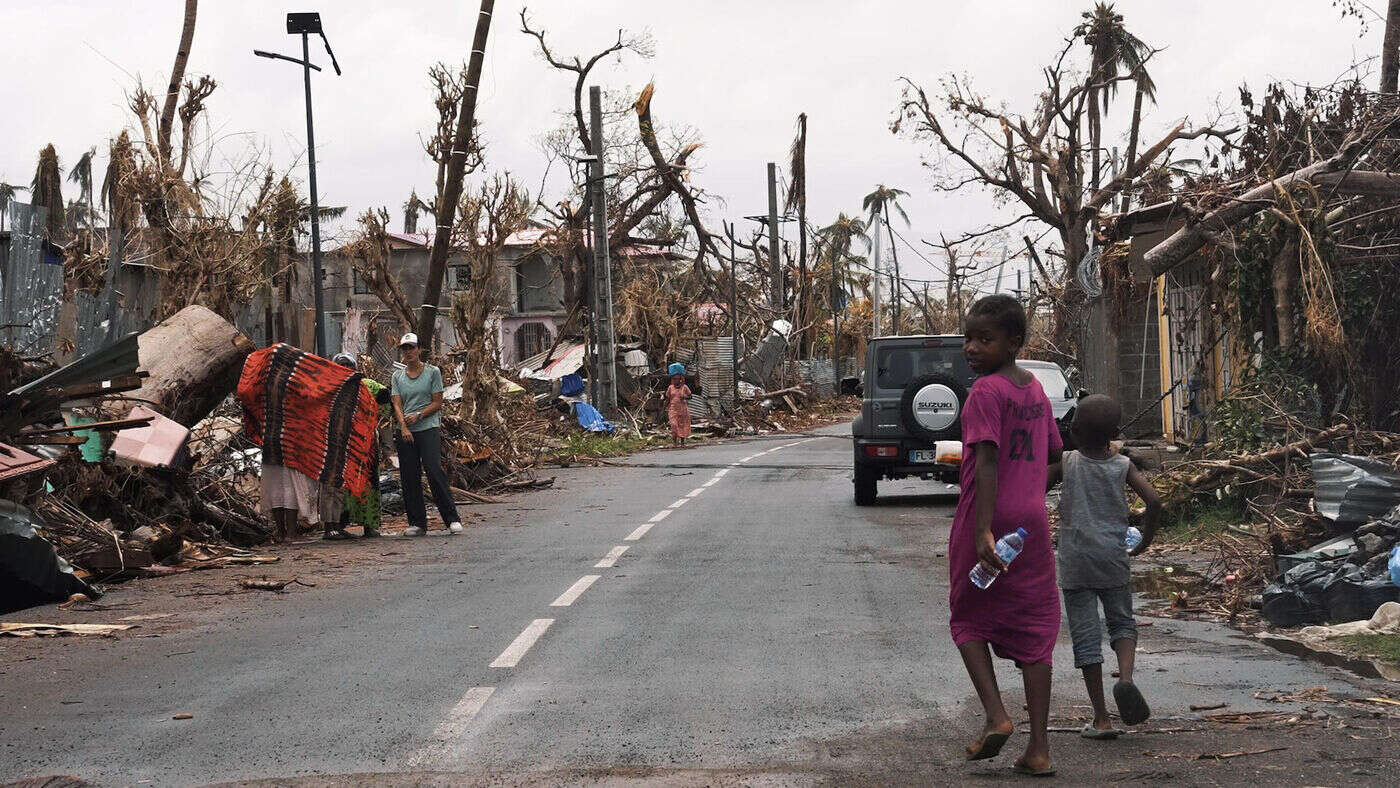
[1013,750,1053,775]
[965,720,1014,760]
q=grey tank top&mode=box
[1056,450,1132,589]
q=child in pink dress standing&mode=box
[950,294,1062,776]
[665,364,692,447]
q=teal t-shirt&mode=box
[391,364,444,432]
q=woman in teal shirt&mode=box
[390,333,462,536]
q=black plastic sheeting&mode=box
[0,499,99,614]
[1262,559,1400,627]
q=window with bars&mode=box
[515,322,551,360]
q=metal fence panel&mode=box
[1,203,62,355]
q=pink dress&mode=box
[666,383,692,439]
[948,372,1063,665]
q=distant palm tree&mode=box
[1075,3,1156,192]
[818,213,871,300]
[31,144,65,240]
[0,182,28,232]
[67,147,98,231]
[862,185,910,331]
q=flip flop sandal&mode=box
[965,730,1011,761]
[1011,763,1057,777]
[1079,725,1123,740]
[1114,680,1152,726]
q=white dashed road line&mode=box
[550,575,601,607]
[490,618,554,668]
[595,545,629,568]
[406,686,496,767]
[414,437,822,767]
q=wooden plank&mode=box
[17,416,154,437]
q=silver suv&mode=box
[850,335,975,505]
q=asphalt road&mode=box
[2,426,1397,786]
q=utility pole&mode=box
[831,252,841,395]
[728,226,739,409]
[870,204,883,337]
[589,86,617,413]
[766,163,781,311]
[885,213,901,334]
[993,247,1009,293]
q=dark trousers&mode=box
[395,427,460,529]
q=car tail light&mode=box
[864,444,899,458]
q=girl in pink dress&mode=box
[950,294,1062,776]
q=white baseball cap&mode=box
[398,332,419,347]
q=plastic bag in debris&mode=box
[1261,583,1328,627]
[0,499,101,614]
[1261,560,1342,627]
[573,402,614,434]
[1322,564,1400,623]
[1391,546,1400,588]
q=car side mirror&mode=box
[1077,388,1088,399]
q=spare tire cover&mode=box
[899,372,968,442]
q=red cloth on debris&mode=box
[236,343,378,497]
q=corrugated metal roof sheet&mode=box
[1312,452,1400,528]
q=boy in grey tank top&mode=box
[1049,395,1162,738]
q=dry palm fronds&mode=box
[30,144,65,240]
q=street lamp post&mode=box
[254,11,341,357]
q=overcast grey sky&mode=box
[0,1,1386,283]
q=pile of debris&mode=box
[1,306,266,610]
[1261,504,1400,627]
[1151,420,1400,626]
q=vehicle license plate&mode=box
[909,450,939,463]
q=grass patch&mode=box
[551,432,670,459]
[1333,633,1400,664]
[1159,495,1248,544]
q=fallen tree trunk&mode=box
[1145,138,1368,276]
[1183,423,1353,490]
[124,305,255,427]
[1311,169,1400,196]
[755,385,808,400]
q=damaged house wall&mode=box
[325,228,566,366]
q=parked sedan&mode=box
[1021,359,1079,448]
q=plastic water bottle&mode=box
[1124,526,1143,552]
[969,528,1029,589]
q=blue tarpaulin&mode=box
[574,401,614,434]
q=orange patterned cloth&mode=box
[236,343,378,497]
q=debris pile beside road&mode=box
[0,307,269,608]
[1145,410,1400,627]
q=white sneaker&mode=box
[402,526,426,537]
[448,521,464,534]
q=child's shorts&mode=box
[1062,585,1137,668]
